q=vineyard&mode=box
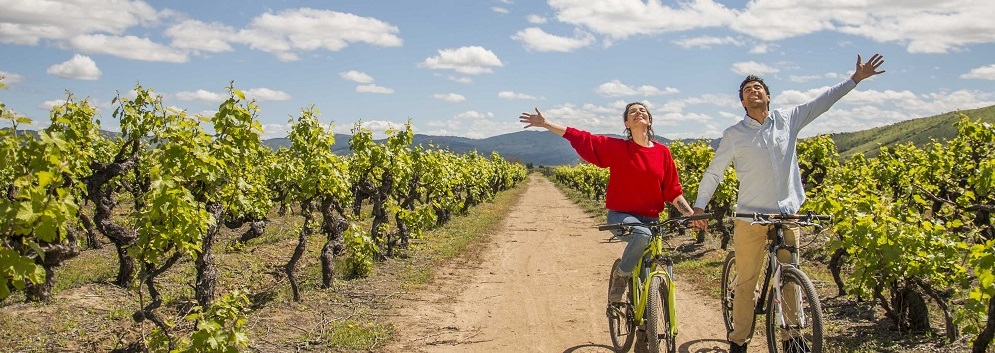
[3,76,994,352]
[0,83,527,352]
[549,116,995,352]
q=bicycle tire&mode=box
[607,259,635,352]
[720,251,736,333]
[661,275,677,353]
[765,266,823,353]
[642,275,674,353]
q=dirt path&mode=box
[379,175,731,353]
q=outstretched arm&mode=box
[852,53,885,84]
[519,107,566,136]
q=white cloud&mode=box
[789,72,844,83]
[595,80,679,97]
[434,93,466,102]
[165,19,236,53]
[731,61,779,76]
[961,64,995,80]
[46,54,101,80]
[175,89,227,102]
[246,88,291,101]
[171,87,288,105]
[545,1,995,54]
[420,118,522,139]
[512,27,595,52]
[749,43,772,54]
[69,34,188,63]
[238,8,402,61]
[359,120,403,134]
[0,0,161,45]
[526,14,548,24]
[260,123,292,139]
[492,7,509,14]
[762,86,995,138]
[340,70,375,83]
[0,71,25,84]
[40,99,68,111]
[356,84,394,94]
[730,1,995,54]
[419,46,504,74]
[455,111,494,120]
[667,93,742,113]
[340,71,388,93]
[548,0,737,39]
[448,76,473,84]
[498,91,539,100]
[541,102,622,133]
[673,36,739,49]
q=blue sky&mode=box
[1,0,994,140]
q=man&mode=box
[691,53,885,353]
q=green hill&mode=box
[828,104,995,159]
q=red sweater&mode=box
[563,127,683,218]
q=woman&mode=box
[519,103,696,302]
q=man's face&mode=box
[740,81,769,110]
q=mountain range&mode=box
[261,130,610,167]
[262,104,995,166]
[8,105,993,167]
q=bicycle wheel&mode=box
[607,259,635,352]
[642,275,675,353]
[765,266,823,353]
[720,251,736,333]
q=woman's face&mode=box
[624,104,651,130]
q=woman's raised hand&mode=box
[519,107,546,129]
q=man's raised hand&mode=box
[853,53,885,84]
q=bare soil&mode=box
[378,175,732,353]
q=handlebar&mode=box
[597,213,713,232]
[733,212,832,222]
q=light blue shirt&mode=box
[694,78,857,215]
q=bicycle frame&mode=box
[599,214,711,339]
[739,213,827,317]
[630,232,677,336]
[753,222,794,317]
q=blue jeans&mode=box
[606,210,657,275]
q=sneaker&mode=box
[608,270,629,303]
[782,337,810,353]
[728,341,748,353]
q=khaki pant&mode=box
[728,219,802,346]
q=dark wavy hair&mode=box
[739,75,771,113]
[623,102,655,141]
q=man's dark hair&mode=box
[739,75,770,100]
[739,75,771,113]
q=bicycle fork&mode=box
[641,256,678,337]
[765,245,809,331]
[664,258,677,337]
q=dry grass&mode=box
[0,181,529,352]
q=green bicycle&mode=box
[599,213,712,353]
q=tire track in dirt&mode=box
[379,175,732,353]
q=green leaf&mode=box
[0,276,10,299]
[34,219,58,243]
[15,202,37,223]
